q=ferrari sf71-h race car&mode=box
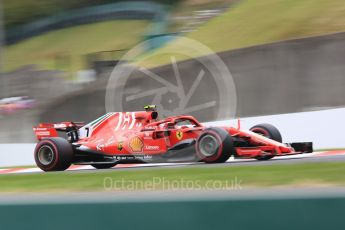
[33,106,313,171]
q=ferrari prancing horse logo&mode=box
[117,141,123,151]
[176,130,183,140]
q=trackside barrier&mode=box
[2,107,345,167]
[0,197,344,230]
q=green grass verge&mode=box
[1,162,345,192]
[138,0,345,67]
[5,20,150,71]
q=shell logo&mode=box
[129,136,144,152]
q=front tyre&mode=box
[91,163,117,169]
[34,137,73,171]
[196,127,234,163]
[250,123,282,161]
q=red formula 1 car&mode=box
[33,106,312,171]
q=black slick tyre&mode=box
[196,127,234,163]
[34,137,73,171]
[250,123,282,161]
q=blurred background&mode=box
[1,2,345,228]
[0,0,238,142]
[1,0,345,143]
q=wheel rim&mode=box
[199,134,219,157]
[37,145,55,165]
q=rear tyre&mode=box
[34,137,73,171]
[196,127,234,163]
[250,123,282,161]
[91,163,117,169]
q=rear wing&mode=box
[33,122,85,141]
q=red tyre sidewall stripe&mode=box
[251,127,270,137]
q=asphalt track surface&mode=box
[1,150,345,175]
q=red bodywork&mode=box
[33,110,307,162]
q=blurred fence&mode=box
[0,196,344,230]
[0,66,70,143]
[0,66,68,101]
[6,1,168,44]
